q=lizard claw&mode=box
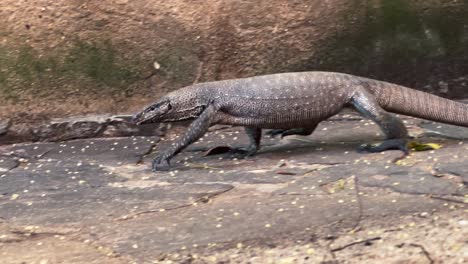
[152,156,171,172]
[357,139,409,156]
[266,129,285,138]
[229,147,258,159]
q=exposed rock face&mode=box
[1,0,468,122]
[0,115,161,144]
[0,120,11,136]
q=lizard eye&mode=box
[167,103,172,111]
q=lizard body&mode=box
[132,71,468,171]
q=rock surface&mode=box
[0,114,466,263]
[0,114,162,144]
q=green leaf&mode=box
[408,141,442,151]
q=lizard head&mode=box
[132,90,207,125]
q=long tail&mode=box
[364,79,468,128]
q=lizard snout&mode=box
[131,112,144,125]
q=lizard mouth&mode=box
[131,113,152,125]
[135,117,153,125]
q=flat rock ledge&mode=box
[0,114,162,144]
[0,111,466,263]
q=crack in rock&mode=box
[331,237,382,252]
[116,184,234,221]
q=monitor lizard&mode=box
[132,71,468,171]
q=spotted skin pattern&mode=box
[133,71,468,171]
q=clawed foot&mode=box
[203,145,257,159]
[358,138,409,161]
[266,129,286,138]
[266,128,314,138]
[229,147,258,159]
[152,155,171,172]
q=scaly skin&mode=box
[132,71,468,171]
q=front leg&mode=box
[152,104,219,171]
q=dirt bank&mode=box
[1,0,468,123]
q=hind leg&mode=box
[243,127,262,156]
[351,88,409,155]
[227,127,262,158]
[266,125,318,138]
